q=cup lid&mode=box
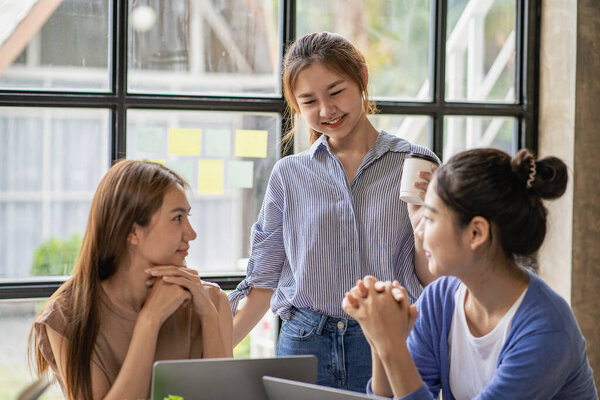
[406,152,439,164]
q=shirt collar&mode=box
[307,130,412,160]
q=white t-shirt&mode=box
[448,283,527,400]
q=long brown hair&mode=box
[282,31,378,150]
[29,160,187,399]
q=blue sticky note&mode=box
[136,126,164,154]
[205,129,231,157]
[228,160,254,189]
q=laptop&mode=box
[263,376,387,400]
[151,355,317,400]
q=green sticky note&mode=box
[205,129,231,157]
[167,160,196,187]
[164,395,184,400]
[234,129,268,158]
[136,126,164,154]
[168,128,202,156]
[228,160,254,188]
[198,159,224,195]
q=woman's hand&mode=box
[146,266,220,319]
[140,275,192,327]
[343,277,418,355]
[407,168,436,230]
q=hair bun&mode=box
[511,149,568,199]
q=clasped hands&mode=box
[142,264,223,325]
[342,276,418,356]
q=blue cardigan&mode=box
[369,271,598,400]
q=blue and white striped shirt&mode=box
[229,131,439,319]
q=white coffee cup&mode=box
[400,153,439,205]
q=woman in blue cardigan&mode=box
[343,148,598,400]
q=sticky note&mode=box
[168,128,202,156]
[136,126,164,154]
[234,129,268,158]
[228,160,254,188]
[143,159,165,165]
[198,160,224,195]
[205,129,231,157]
[167,160,196,187]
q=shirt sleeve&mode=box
[228,162,288,314]
[366,378,434,400]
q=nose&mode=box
[184,218,197,241]
[319,99,336,118]
[415,217,425,241]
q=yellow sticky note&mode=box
[141,159,165,165]
[168,128,202,156]
[198,160,224,195]
[234,129,268,158]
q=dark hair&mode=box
[29,160,187,399]
[434,148,567,258]
[281,32,377,148]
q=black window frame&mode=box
[0,0,540,300]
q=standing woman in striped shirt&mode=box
[229,31,439,392]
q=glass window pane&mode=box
[0,0,111,92]
[443,115,516,160]
[128,0,281,96]
[126,110,280,273]
[0,299,63,399]
[445,0,516,102]
[0,108,110,279]
[296,0,432,101]
[368,115,430,148]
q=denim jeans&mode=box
[277,307,372,393]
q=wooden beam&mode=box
[0,0,63,77]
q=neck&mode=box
[460,253,529,317]
[101,257,150,313]
[327,116,379,156]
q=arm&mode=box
[343,278,432,400]
[47,279,191,400]
[232,287,273,346]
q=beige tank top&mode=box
[34,288,202,393]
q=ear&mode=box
[127,223,142,246]
[467,216,490,250]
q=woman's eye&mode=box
[331,89,344,96]
[173,215,182,222]
[302,99,315,105]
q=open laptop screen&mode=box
[151,355,317,400]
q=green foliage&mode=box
[30,234,82,276]
[233,332,251,358]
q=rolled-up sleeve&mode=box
[228,162,287,314]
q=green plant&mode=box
[30,234,83,276]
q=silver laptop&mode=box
[151,356,317,400]
[263,376,386,400]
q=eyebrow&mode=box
[297,79,345,98]
[424,204,438,213]
[169,206,191,213]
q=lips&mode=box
[321,114,346,128]
[177,247,189,256]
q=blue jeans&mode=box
[277,308,372,393]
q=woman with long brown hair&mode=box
[29,160,233,399]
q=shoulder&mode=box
[418,276,461,308]
[35,294,71,336]
[378,131,441,164]
[509,271,587,355]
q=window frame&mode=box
[0,0,540,300]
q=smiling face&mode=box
[418,178,474,277]
[293,62,368,143]
[130,184,197,268]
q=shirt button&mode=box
[337,321,345,330]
